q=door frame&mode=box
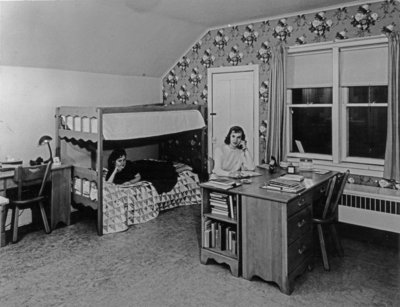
[207,64,259,167]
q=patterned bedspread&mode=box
[102,170,201,234]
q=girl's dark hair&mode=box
[224,126,246,145]
[107,148,126,171]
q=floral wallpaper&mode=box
[162,0,400,188]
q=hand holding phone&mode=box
[237,140,247,151]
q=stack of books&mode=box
[202,177,241,190]
[263,177,305,193]
[209,192,236,219]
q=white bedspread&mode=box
[103,110,205,140]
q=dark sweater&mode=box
[110,160,178,194]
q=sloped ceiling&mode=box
[0,0,353,77]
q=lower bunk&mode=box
[72,163,201,234]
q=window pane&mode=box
[292,88,332,105]
[348,87,368,104]
[291,107,332,154]
[348,107,387,159]
[348,86,388,104]
[370,86,388,104]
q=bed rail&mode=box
[72,166,99,211]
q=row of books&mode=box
[203,220,237,255]
[209,192,236,219]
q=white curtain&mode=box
[265,45,287,163]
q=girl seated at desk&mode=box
[212,126,255,178]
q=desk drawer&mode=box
[288,231,313,273]
[287,193,312,217]
[288,206,312,244]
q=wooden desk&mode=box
[200,167,336,294]
[0,164,72,247]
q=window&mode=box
[290,88,332,155]
[286,37,388,173]
[346,86,387,159]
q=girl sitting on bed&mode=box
[105,148,178,194]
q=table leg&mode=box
[0,202,8,247]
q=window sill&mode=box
[286,155,384,178]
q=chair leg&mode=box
[12,206,19,243]
[317,224,330,271]
[329,224,344,257]
[38,201,51,234]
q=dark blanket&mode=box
[113,160,178,194]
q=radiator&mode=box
[339,184,400,234]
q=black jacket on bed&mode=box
[112,160,178,194]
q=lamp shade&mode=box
[38,135,52,146]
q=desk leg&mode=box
[51,167,71,229]
[0,204,7,247]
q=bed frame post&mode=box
[55,107,61,158]
[97,108,103,235]
[200,104,207,181]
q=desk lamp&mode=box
[38,135,53,163]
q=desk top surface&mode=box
[202,167,336,203]
[0,164,71,180]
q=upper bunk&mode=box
[56,104,206,143]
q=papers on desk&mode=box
[229,170,262,178]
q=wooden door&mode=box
[207,65,259,169]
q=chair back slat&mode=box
[329,170,350,217]
[322,176,337,219]
[13,162,53,199]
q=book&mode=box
[262,183,305,193]
[228,195,234,219]
[211,208,229,216]
[202,180,241,190]
[267,178,301,188]
[209,192,228,199]
[228,170,262,178]
[225,226,231,251]
[279,174,304,182]
[211,222,217,248]
[210,201,228,210]
[204,219,211,248]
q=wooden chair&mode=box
[10,162,52,243]
[313,170,350,270]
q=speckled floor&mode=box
[0,204,399,307]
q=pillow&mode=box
[173,162,193,173]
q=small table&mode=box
[0,164,72,247]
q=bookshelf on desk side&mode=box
[201,167,337,294]
[200,185,240,277]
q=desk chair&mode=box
[10,162,52,243]
[313,170,350,270]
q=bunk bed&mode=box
[55,104,207,235]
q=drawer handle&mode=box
[297,219,306,228]
[298,245,307,255]
[297,197,306,207]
